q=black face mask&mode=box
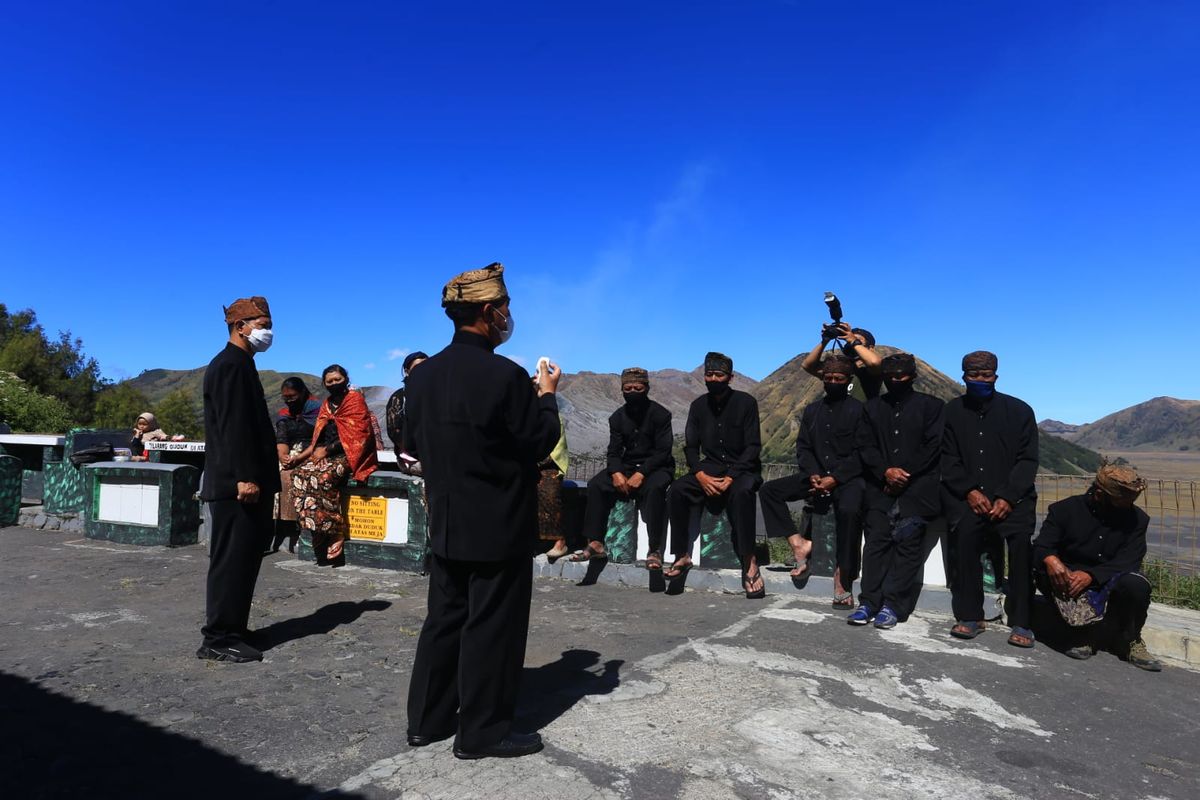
[824,383,849,401]
[286,398,308,415]
[326,383,348,399]
[623,392,650,408]
[884,378,914,397]
[706,380,731,397]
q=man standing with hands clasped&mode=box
[197,296,281,663]
[941,350,1039,648]
[404,262,562,759]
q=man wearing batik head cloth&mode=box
[404,262,562,759]
[1034,464,1163,670]
[759,354,873,605]
[576,367,675,569]
[852,353,945,628]
[197,296,281,663]
[667,352,764,597]
[942,350,1039,648]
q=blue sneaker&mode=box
[874,605,899,629]
[847,603,875,625]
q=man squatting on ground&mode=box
[1034,463,1163,671]
[942,350,1040,648]
[665,353,764,598]
[759,354,871,606]
[197,296,282,663]
[403,263,562,760]
[850,353,945,628]
[575,367,675,566]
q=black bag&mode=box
[69,444,114,467]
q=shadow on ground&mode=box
[255,599,392,651]
[0,671,362,799]
[515,649,623,732]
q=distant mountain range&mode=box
[1038,396,1200,453]
[128,346,1106,475]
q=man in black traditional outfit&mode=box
[576,367,675,568]
[942,350,1039,648]
[197,295,282,663]
[1035,464,1163,670]
[404,262,562,759]
[852,353,945,628]
[759,354,872,606]
[666,352,764,598]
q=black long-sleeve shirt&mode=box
[683,390,761,479]
[796,395,871,485]
[200,343,282,501]
[605,400,674,476]
[861,390,945,516]
[405,330,560,561]
[1033,494,1149,585]
[941,391,1038,506]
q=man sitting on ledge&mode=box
[1034,464,1163,671]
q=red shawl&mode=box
[311,389,379,482]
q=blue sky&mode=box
[2,1,1197,424]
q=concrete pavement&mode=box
[2,526,1198,799]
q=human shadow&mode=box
[253,600,391,651]
[0,671,364,799]
[514,649,623,732]
[576,557,608,586]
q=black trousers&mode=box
[668,473,761,559]
[759,474,864,582]
[1039,571,1152,648]
[858,502,929,619]
[948,500,1035,628]
[202,498,272,648]
[581,469,671,551]
[406,554,532,751]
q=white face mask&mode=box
[493,309,514,345]
[246,326,274,353]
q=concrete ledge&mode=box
[16,504,85,533]
[531,555,1200,671]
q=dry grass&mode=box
[1097,450,1200,482]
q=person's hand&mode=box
[132,430,143,441]
[966,489,993,516]
[313,446,328,462]
[713,476,733,494]
[236,481,261,504]
[537,361,562,395]
[884,467,910,490]
[1067,570,1093,598]
[328,537,345,559]
[1045,555,1071,596]
[611,472,629,496]
[808,474,823,491]
[988,497,1013,521]
[627,472,645,491]
[816,476,838,493]
[696,471,723,497]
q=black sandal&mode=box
[743,570,766,600]
[569,543,608,563]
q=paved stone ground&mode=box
[2,526,1198,800]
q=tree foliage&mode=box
[156,388,203,439]
[0,372,74,433]
[0,304,104,425]
[93,383,153,430]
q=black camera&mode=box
[821,292,847,340]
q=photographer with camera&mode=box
[800,294,883,402]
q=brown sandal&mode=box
[569,544,608,563]
[645,551,663,571]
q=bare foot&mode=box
[788,535,812,578]
[664,555,693,578]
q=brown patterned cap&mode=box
[821,354,855,377]
[223,296,271,324]
[704,352,733,374]
[881,353,917,377]
[620,367,649,385]
[962,350,998,372]
[441,262,508,306]
[1095,463,1147,501]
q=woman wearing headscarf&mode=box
[269,377,321,553]
[130,412,168,461]
[292,365,379,566]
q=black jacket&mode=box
[861,390,945,516]
[941,391,1038,506]
[1033,494,1149,585]
[796,395,871,486]
[405,331,560,561]
[683,389,761,479]
[605,400,674,477]
[200,343,281,501]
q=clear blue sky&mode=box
[2,1,1198,424]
